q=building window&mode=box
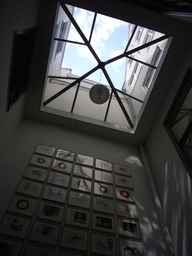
[135,27,143,42]
[55,21,68,57]
[144,29,154,46]
[143,46,162,89]
[164,67,192,177]
[129,62,139,85]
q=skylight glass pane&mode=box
[44,78,77,112]
[67,6,95,43]
[91,14,129,62]
[106,92,133,128]
[105,58,126,90]
[73,81,110,121]
[62,43,97,76]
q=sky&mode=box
[62,6,130,89]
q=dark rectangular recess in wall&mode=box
[7,27,37,111]
[163,67,192,179]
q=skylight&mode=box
[41,3,169,131]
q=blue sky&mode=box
[62,7,130,89]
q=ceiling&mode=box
[25,0,192,144]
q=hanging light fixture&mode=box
[89,84,109,104]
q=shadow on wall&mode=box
[125,155,168,256]
[163,160,192,256]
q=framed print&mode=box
[52,159,72,173]
[118,219,141,238]
[93,196,114,214]
[68,191,90,209]
[61,227,88,251]
[56,149,75,162]
[116,187,135,202]
[24,166,48,182]
[95,170,113,183]
[48,171,70,187]
[76,154,93,166]
[37,202,64,222]
[92,213,115,233]
[43,186,67,203]
[116,202,138,218]
[115,175,133,188]
[71,177,92,193]
[119,239,144,256]
[0,239,22,256]
[8,195,37,216]
[65,208,90,228]
[96,159,112,171]
[30,154,52,168]
[91,233,116,256]
[24,244,55,256]
[0,214,30,238]
[17,180,43,197]
[94,182,113,197]
[73,164,92,179]
[30,221,59,245]
[35,144,55,156]
[114,164,131,176]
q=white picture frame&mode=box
[47,171,70,187]
[93,196,114,214]
[56,149,75,162]
[91,233,116,256]
[119,239,144,256]
[95,170,113,183]
[37,202,64,222]
[30,154,52,168]
[115,175,133,188]
[71,177,92,193]
[114,164,131,176]
[35,144,55,156]
[76,154,93,166]
[94,182,113,197]
[43,186,67,203]
[24,244,55,256]
[17,179,43,197]
[115,187,135,202]
[95,159,112,171]
[0,215,30,238]
[116,202,138,218]
[73,164,92,179]
[0,239,22,256]
[65,208,89,228]
[68,191,90,209]
[118,219,141,238]
[92,213,115,233]
[24,166,48,182]
[30,221,59,245]
[8,195,37,216]
[61,227,88,251]
[52,160,72,173]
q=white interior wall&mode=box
[0,118,169,256]
[145,40,192,256]
[0,0,40,160]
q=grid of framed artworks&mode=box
[0,144,144,256]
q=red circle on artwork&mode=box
[99,185,108,193]
[58,162,67,169]
[37,157,45,163]
[120,190,129,198]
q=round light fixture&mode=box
[89,84,109,104]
